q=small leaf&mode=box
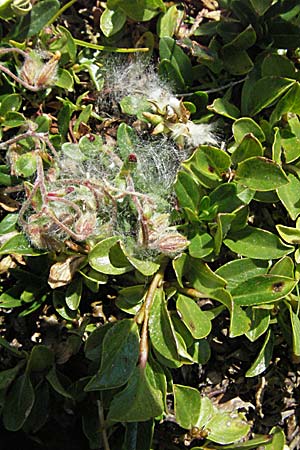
[236,157,289,191]
[65,277,82,310]
[100,7,126,37]
[15,152,37,177]
[205,410,250,444]
[107,364,164,422]
[215,258,269,290]
[55,68,74,91]
[245,308,271,342]
[46,367,73,399]
[89,237,132,275]
[85,319,139,390]
[277,173,300,220]
[2,374,35,431]
[246,330,274,377]
[231,275,296,306]
[0,233,43,256]
[159,37,193,87]
[189,233,214,259]
[26,0,60,37]
[222,46,253,75]
[48,255,86,289]
[26,345,54,373]
[208,98,240,120]
[287,304,300,357]
[276,224,300,244]
[176,295,211,339]
[231,134,263,164]
[173,384,201,429]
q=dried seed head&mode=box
[20,50,60,89]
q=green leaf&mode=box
[85,319,139,390]
[0,94,22,116]
[173,384,201,429]
[236,157,289,191]
[159,37,193,87]
[15,152,37,177]
[2,374,35,431]
[22,382,49,434]
[107,0,165,21]
[26,345,54,373]
[0,362,24,390]
[157,4,183,38]
[215,258,269,290]
[117,123,137,157]
[100,7,126,37]
[89,237,132,275]
[205,411,250,445]
[84,323,113,363]
[55,68,74,91]
[0,214,18,234]
[176,295,212,339]
[208,98,240,120]
[262,54,295,79]
[277,173,300,220]
[0,233,43,256]
[287,304,300,357]
[116,285,145,314]
[232,134,263,164]
[246,329,274,377]
[182,145,231,189]
[250,0,273,15]
[65,278,82,310]
[46,367,73,399]
[172,253,187,288]
[245,308,271,342]
[233,117,265,144]
[262,427,285,450]
[214,212,236,254]
[185,257,226,293]
[276,224,300,244]
[231,275,296,306]
[269,256,294,278]
[224,226,294,259]
[120,242,160,276]
[272,127,282,163]
[189,233,214,259]
[149,288,193,366]
[270,82,300,125]
[209,183,246,213]
[107,363,164,422]
[244,77,294,116]
[281,116,300,163]
[175,170,203,211]
[26,0,60,37]
[222,46,253,75]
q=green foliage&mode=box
[0,0,300,449]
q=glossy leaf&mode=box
[189,233,214,259]
[85,319,139,390]
[149,288,193,366]
[0,233,43,256]
[100,7,126,37]
[231,274,296,306]
[65,277,82,310]
[245,308,271,342]
[89,237,132,275]
[236,157,289,191]
[215,258,269,290]
[2,374,35,431]
[208,98,240,120]
[26,345,54,373]
[173,384,201,429]
[246,330,274,377]
[277,173,300,220]
[107,363,164,422]
[233,118,265,144]
[205,411,250,445]
[224,226,294,259]
[231,134,263,164]
[244,77,294,116]
[176,295,211,339]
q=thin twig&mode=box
[0,63,43,92]
[97,398,110,450]
[177,77,247,97]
